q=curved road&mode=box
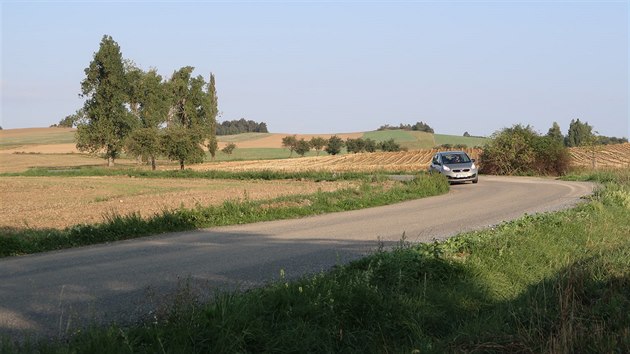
[0,176,593,340]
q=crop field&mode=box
[0,176,357,229]
[190,148,483,173]
[568,143,630,169]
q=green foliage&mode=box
[378,138,401,152]
[325,135,344,155]
[480,124,570,175]
[161,126,205,170]
[565,118,595,147]
[597,136,628,145]
[346,137,386,153]
[281,135,298,156]
[546,121,564,144]
[77,35,137,166]
[294,138,311,156]
[376,121,434,133]
[125,127,161,170]
[221,142,236,155]
[56,109,84,128]
[207,135,218,159]
[309,136,327,155]
[216,119,268,135]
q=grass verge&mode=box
[0,174,449,257]
[4,170,628,353]
[1,166,375,181]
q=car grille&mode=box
[452,169,471,173]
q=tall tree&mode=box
[167,67,218,167]
[125,69,171,170]
[546,122,564,144]
[76,35,137,166]
[565,119,594,147]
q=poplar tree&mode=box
[546,122,564,145]
[125,69,171,170]
[76,35,136,166]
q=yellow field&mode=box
[568,143,630,169]
[187,149,483,173]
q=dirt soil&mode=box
[0,176,357,229]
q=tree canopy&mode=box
[74,35,218,170]
[76,35,137,166]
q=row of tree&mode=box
[70,35,218,170]
[216,119,268,135]
[547,119,627,147]
[281,136,402,157]
[377,121,434,133]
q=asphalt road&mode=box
[0,176,594,340]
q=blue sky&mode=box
[1,1,628,138]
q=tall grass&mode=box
[0,174,449,257]
[3,171,628,353]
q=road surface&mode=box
[0,176,594,340]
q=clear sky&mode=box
[1,0,628,138]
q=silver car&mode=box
[429,151,478,184]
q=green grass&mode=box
[363,130,436,150]
[0,174,449,257]
[5,170,628,353]
[434,134,488,148]
[362,130,418,142]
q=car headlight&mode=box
[471,163,476,170]
[442,165,451,171]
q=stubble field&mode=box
[0,176,357,229]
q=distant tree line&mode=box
[377,121,434,133]
[281,135,402,157]
[216,119,268,135]
[60,35,218,170]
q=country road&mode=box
[0,176,594,340]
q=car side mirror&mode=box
[472,159,476,162]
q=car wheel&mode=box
[472,178,478,184]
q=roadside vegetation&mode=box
[5,169,627,353]
[0,173,448,257]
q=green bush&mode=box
[480,124,570,175]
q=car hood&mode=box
[444,163,475,169]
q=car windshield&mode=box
[442,153,470,164]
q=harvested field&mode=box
[0,176,357,229]
[569,143,630,169]
[188,149,483,173]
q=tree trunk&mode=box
[108,156,114,167]
[180,160,185,170]
[151,157,156,171]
